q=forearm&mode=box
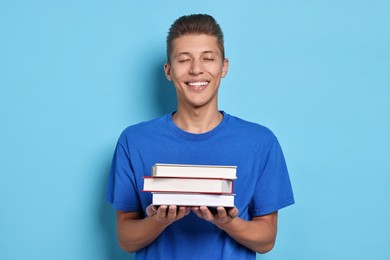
[116,206,190,252]
[216,213,278,254]
[117,212,168,252]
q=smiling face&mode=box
[164,34,229,111]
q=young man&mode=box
[106,14,294,259]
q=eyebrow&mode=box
[175,50,218,57]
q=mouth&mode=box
[185,81,210,91]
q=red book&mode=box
[143,176,234,194]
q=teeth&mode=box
[188,81,208,87]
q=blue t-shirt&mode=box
[106,112,295,259]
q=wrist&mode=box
[216,216,245,232]
[147,214,171,230]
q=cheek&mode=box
[210,67,225,77]
[204,63,224,74]
[170,67,188,79]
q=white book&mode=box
[152,163,237,179]
[143,177,233,193]
[152,192,235,207]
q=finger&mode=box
[176,206,188,218]
[217,206,228,218]
[157,205,168,217]
[167,205,178,220]
[199,206,214,221]
[146,204,158,217]
[227,207,239,218]
[191,207,203,218]
[151,205,159,212]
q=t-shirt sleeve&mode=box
[249,135,295,216]
[105,140,142,212]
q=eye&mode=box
[203,57,215,62]
[178,59,191,63]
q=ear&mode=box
[221,58,229,78]
[164,63,173,81]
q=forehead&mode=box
[171,34,221,56]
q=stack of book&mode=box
[143,163,237,207]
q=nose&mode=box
[189,59,204,75]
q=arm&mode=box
[116,205,190,252]
[192,207,277,254]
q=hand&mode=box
[146,204,191,225]
[192,206,239,225]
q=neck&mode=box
[173,106,223,134]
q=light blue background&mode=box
[1,1,389,259]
